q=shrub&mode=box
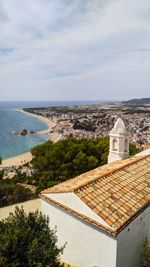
[0,207,65,267]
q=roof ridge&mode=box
[41,154,150,194]
[74,154,150,191]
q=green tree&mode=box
[31,138,109,189]
[129,143,140,156]
[0,207,65,267]
[31,137,139,190]
[141,239,150,267]
[0,170,4,180]
[0,181,36,208]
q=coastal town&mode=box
[25,102,150,150]
[1,102,150,181]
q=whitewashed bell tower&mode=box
[108,118,129,163]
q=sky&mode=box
[0,0,150,101]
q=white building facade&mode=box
[42,198,117,267]
[117,207,150,267]
[41,190,150,267]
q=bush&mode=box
[0,180,36,207]
[129,143,141,156]
[0,207,65,267]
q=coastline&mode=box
[0,109,60,168]
[17,109,55,133]
[0,109,50,168]
[0,151,33,168]
[19,109,61,142]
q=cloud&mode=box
[0,0,150,100]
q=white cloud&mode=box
[0,0,150,100]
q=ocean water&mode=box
[0,100,102,109]
[0,108,48,159]
[0,100,104,159]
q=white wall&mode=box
[135,148,150,156]
[45,192,111,228]
[42,199,117,267]
[117,206,150,267]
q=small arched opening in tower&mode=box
[112,138,118,151]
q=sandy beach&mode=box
[18,109,56,133]
[0,109,60,168]
[20,109,62,142]
[0,151,33,168]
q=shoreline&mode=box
[0,151,33,168]
[17,109,55,133]
[0,109,60,168]
[18,109,61,141]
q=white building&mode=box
[40,118,150,267]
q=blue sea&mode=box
[0,100,101,159]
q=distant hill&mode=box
[122,98,150,105]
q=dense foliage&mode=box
[0,137,140,207]
[0,179,36,208]
[0,170,4,180]
[129,143,141,156]
[0,207,64,267]
[31,137,109,189]
[141,239,150,267]
[31,137,139,190]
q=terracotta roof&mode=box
[42,155,148,194]
[41,154,150,235]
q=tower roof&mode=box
[111,118,126,134]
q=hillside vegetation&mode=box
[31,137,139,190]
[122,98,150,105]
[0,137,140,207]
[0,177,37,208]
